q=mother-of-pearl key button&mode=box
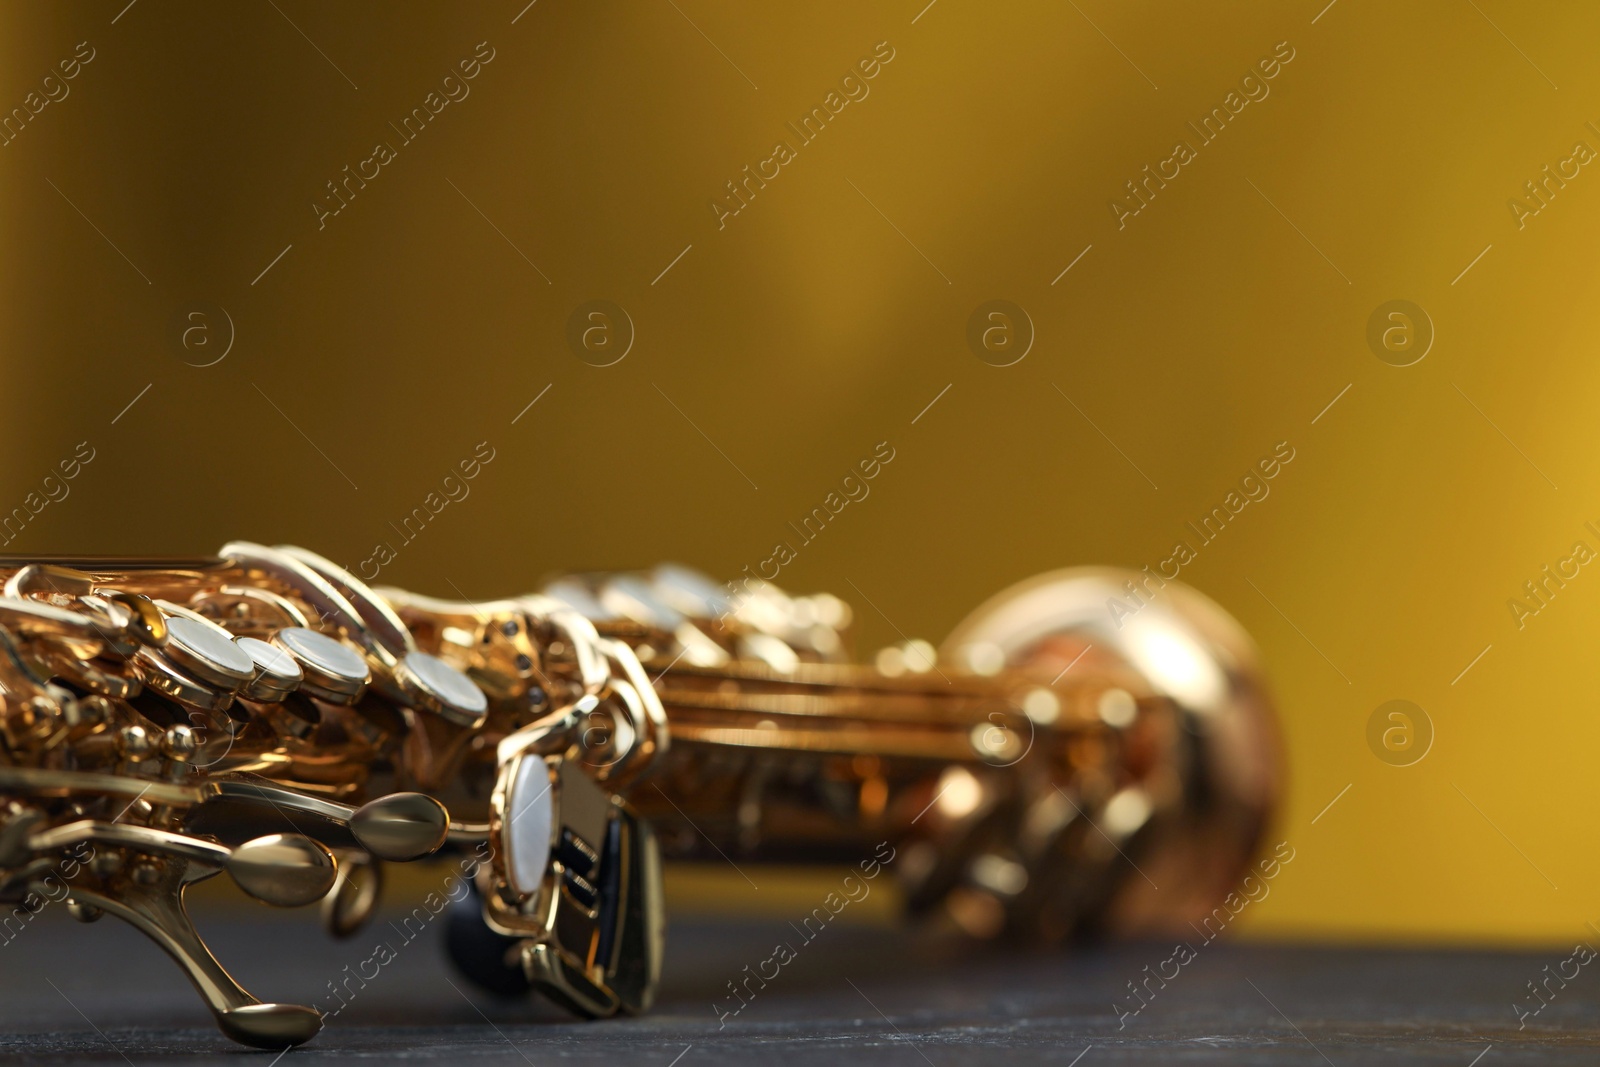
[502,756,555,897]
[397,651,488,727]
[270,627,369,703]
[600,574,684,631]
[235,636,304,702]
[162,614,256,689]
[651,563,731,619]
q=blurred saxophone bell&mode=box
[942,568,1283,938]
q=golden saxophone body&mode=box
[0,545,1278,1047]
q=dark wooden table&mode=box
[0,900,1592,1064]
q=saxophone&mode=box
[0,544,1279,1047]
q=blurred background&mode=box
[1,0,1595,947]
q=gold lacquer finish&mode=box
[0,547,1279,1047]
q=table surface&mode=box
[0,899,1592,1066]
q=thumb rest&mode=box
[0,544,1280,1048]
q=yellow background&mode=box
[3,0,1597,944]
